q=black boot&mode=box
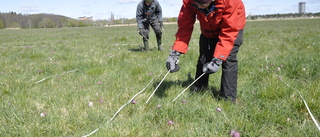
[157,43,163,51]
[156,33,163,51]
[143,40,149,52]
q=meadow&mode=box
[0,18,319,136]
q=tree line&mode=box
[247,12,320,20]
[0,12,96,28]
[0,11,319,29]
[0,12,178,29]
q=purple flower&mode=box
[168,120,173,125]
[230,130,235,136]
[182,100,187,103]
[99,99,103,103]
[97,81,102,85]
[233,131,240,137]
[287,117,291,122]
[157,104,161,108]
[230,130,240,137]
[216,107,221,112]
[132,100,136,104]
[88,102,93,107]
[40,112,46,117]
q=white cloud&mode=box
[119,0,141,4]
[20,4,39,12]
[308,0,320,4]
[162,1,182,6]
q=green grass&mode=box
[1,18,320,136]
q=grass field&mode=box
[1,18,320,136]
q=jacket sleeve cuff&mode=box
[172,41,188,54]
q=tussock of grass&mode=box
[0,19,319,136]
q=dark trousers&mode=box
[141,19,162,44]
[194,29,244,102]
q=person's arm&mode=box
[172,0,197,54]
[213,0,240,61]
[155,0,163,22]
[136,2,144,29]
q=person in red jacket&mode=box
[166,0,246,102]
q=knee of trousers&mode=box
[156,33,162,38]
[222,60,238,70]
[155,30,162,35]
[143,37,149,41]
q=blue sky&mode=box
[1,0,320,20]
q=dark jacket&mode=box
[172,0,246,61]
[136,0,162,29]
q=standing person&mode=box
[136,0,164,52]
[166,0,246,102]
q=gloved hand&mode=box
[159,21,164,29]
[166,50,181,73]
[202,57,223,74]
[138,28,143,36]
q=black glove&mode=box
[202,57,223,74]
[159,21,164,29]
[166,50,181,73]
[138,28,143,36]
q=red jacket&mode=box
[172,0,246,61]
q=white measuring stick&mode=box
[146,70,170,103]
[82,72,162,137]
[172,73,205,102]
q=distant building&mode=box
[111,12,115,21]
[299,2,306,14]
[78,16,93,21]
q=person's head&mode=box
[193,0,212,9]
[144,0,153,6]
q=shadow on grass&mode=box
[154,78,221,101]
[209,86,220,100]
[153,80,171,98]
[152,76,221,99]
[128,48,144,52]
[128,47,158,52]
[150,77,193,99]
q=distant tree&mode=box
[9,11,17,15]
[78,21,86,27]
[56,16,68,27]
[39,17,55,28]
[67,19,79,27]
[9,22,20,28]
[27,19,33,28]
[0,11,318,28]
[0,19,4,29]
[94,20,107,26]
[166,17,177,22]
